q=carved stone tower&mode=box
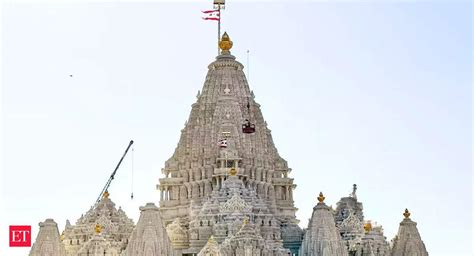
[158,32,302,254]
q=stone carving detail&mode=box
[356,225,391,256]
[60,194,134,256]
[219,220,290,256]
[197,236,221,256]
[166,218,189,249]
[219,194,252,213]
[76,234,119,256]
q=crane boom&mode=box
[95,140,134,204]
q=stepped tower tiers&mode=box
[76,226,119,256]
[336,185,365,245]
[185,167,290,254]
[300,192,349,256]
[158,32,302,253]
[334,184,390,255]
[335,184,364,229]
[30,219,67,256]
[123,203,177,256]
[59,192,135,256]
[391,209,428,256]
[197,218,290,256]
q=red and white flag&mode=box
[202,10,220,21]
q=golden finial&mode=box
[403,208,411,219]
[364,221,372,233]
[103,190,110,199]
[219,32,233,53]
[317,192,325,203]
[208,235,216,244]
[95,223,102,234]
[229,167,237,176]
[243,216,249,225]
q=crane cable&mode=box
[131,147,134,200]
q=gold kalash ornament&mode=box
[364,221,373,233]
[219,32,233,54]
[403,208,411,219]
[229,167,237,176]
[317,192,325,203]
[95,223,102,234]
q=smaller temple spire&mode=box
[301,192,349,256]
[391,209,428,256]
[30,219,66,256]
[123,202,177,256]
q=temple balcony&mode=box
[158,177,184,185]
[159,200,182,208]
[272,177,294,185]
[213,167,241,176]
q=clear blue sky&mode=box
[1,1,472,256]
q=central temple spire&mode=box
[158,31,302,254]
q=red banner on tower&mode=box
[202,9,220,21]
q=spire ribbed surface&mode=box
[391,216,428,256]
[30,219,66,256]
[300,202,349,256]
[158,46,302,254]
[123,203,177,256]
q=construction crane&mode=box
[95,140,134,204]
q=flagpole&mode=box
[217,4,221,55]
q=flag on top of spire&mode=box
[202,9,220,21]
